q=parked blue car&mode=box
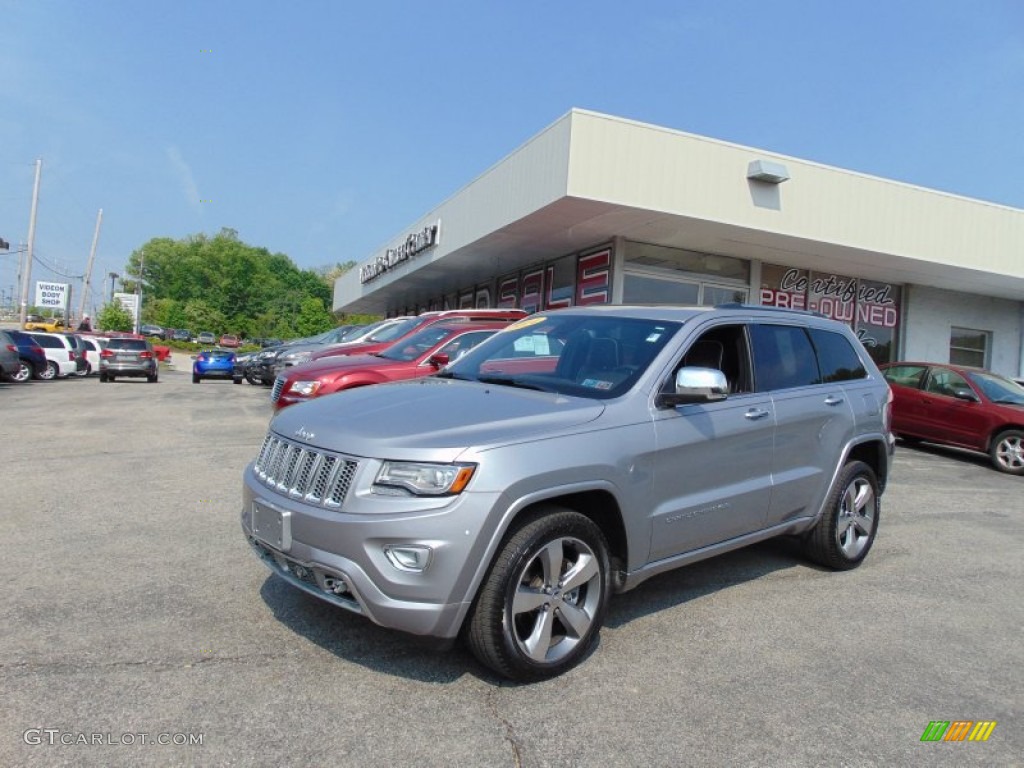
[7,329,50,381]
[193,349,241,384]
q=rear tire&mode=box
[41,360,59,380]
[233,377,242,384]
[192,374,201,383]
[803,461,879,570]
[148,373,158,383]
[13,361,32,383]
[466,507,610,681]
[990,429,1024,475]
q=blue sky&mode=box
[2,1,1022,314]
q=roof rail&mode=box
[714,303,827,319]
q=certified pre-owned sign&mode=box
[35,281,69,309]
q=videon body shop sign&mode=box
[36,281,69,310]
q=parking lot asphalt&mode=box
[1,368,1021,767]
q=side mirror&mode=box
[657,367,729,408]
[952,388,979,403]
[428,353,450,368]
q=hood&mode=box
[285,353,389,379]
[269,377,605,461]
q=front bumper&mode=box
[240,462,503,639]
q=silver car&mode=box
[241,305,894,680]
[99,337,159,383]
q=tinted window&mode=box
[32,335,62,349]
[108,339,148,351]
[750,324,820,391]
[809,329,867,382]
[882,365,927,390]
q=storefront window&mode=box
[949,327,988,368]
[759,265,902,365]
[623,273,699,304]
[702,285,748,306]
[624,242,749,281]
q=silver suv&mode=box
[241,305,894,680]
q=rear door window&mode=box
[750,324,821,391]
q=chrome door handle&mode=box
[824,395,845,406]
[744,408,771,420]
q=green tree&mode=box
[183,299,227,335]
[97,301,134,332]
[123,228,342,339]
[294,296,336,337]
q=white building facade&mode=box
[334,109,1024,377]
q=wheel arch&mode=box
[481,486,630,597]
[985,423,1024,452]
[845,437,890,493]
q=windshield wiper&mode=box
[476,374,553,392]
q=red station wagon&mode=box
[881,361,1024,474]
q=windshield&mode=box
[968,371,1024,405]
[367,317,422,343]
[440,313,681,399]
[378,326,456,362]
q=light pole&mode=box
[108,272,119,303]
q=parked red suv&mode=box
[880,361,1024,474]
[271,319,516,409]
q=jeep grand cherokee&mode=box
[241,305,894,680]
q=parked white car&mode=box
[76,335,108,376]
[25,332,81,379]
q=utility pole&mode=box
[108,271,119,303]
[79,208,103,323]
[18,158,42,327]
[134,249,144,334]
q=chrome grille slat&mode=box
[270,377,285,403]
[252,432,357,509]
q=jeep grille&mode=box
[254,433,358,508]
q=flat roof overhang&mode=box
[336,109,1024,315]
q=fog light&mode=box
[384,545,432,572]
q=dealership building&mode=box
[334,109,1024,377]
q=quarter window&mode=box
[809,329,867,382]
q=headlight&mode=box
[373,462,476,496]
[283,351,311,364]
[289,380,321,397]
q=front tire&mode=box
[466,507,610,681]
[803,460,880,570]
[192,373,201,383]
[990,430,1024,475]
